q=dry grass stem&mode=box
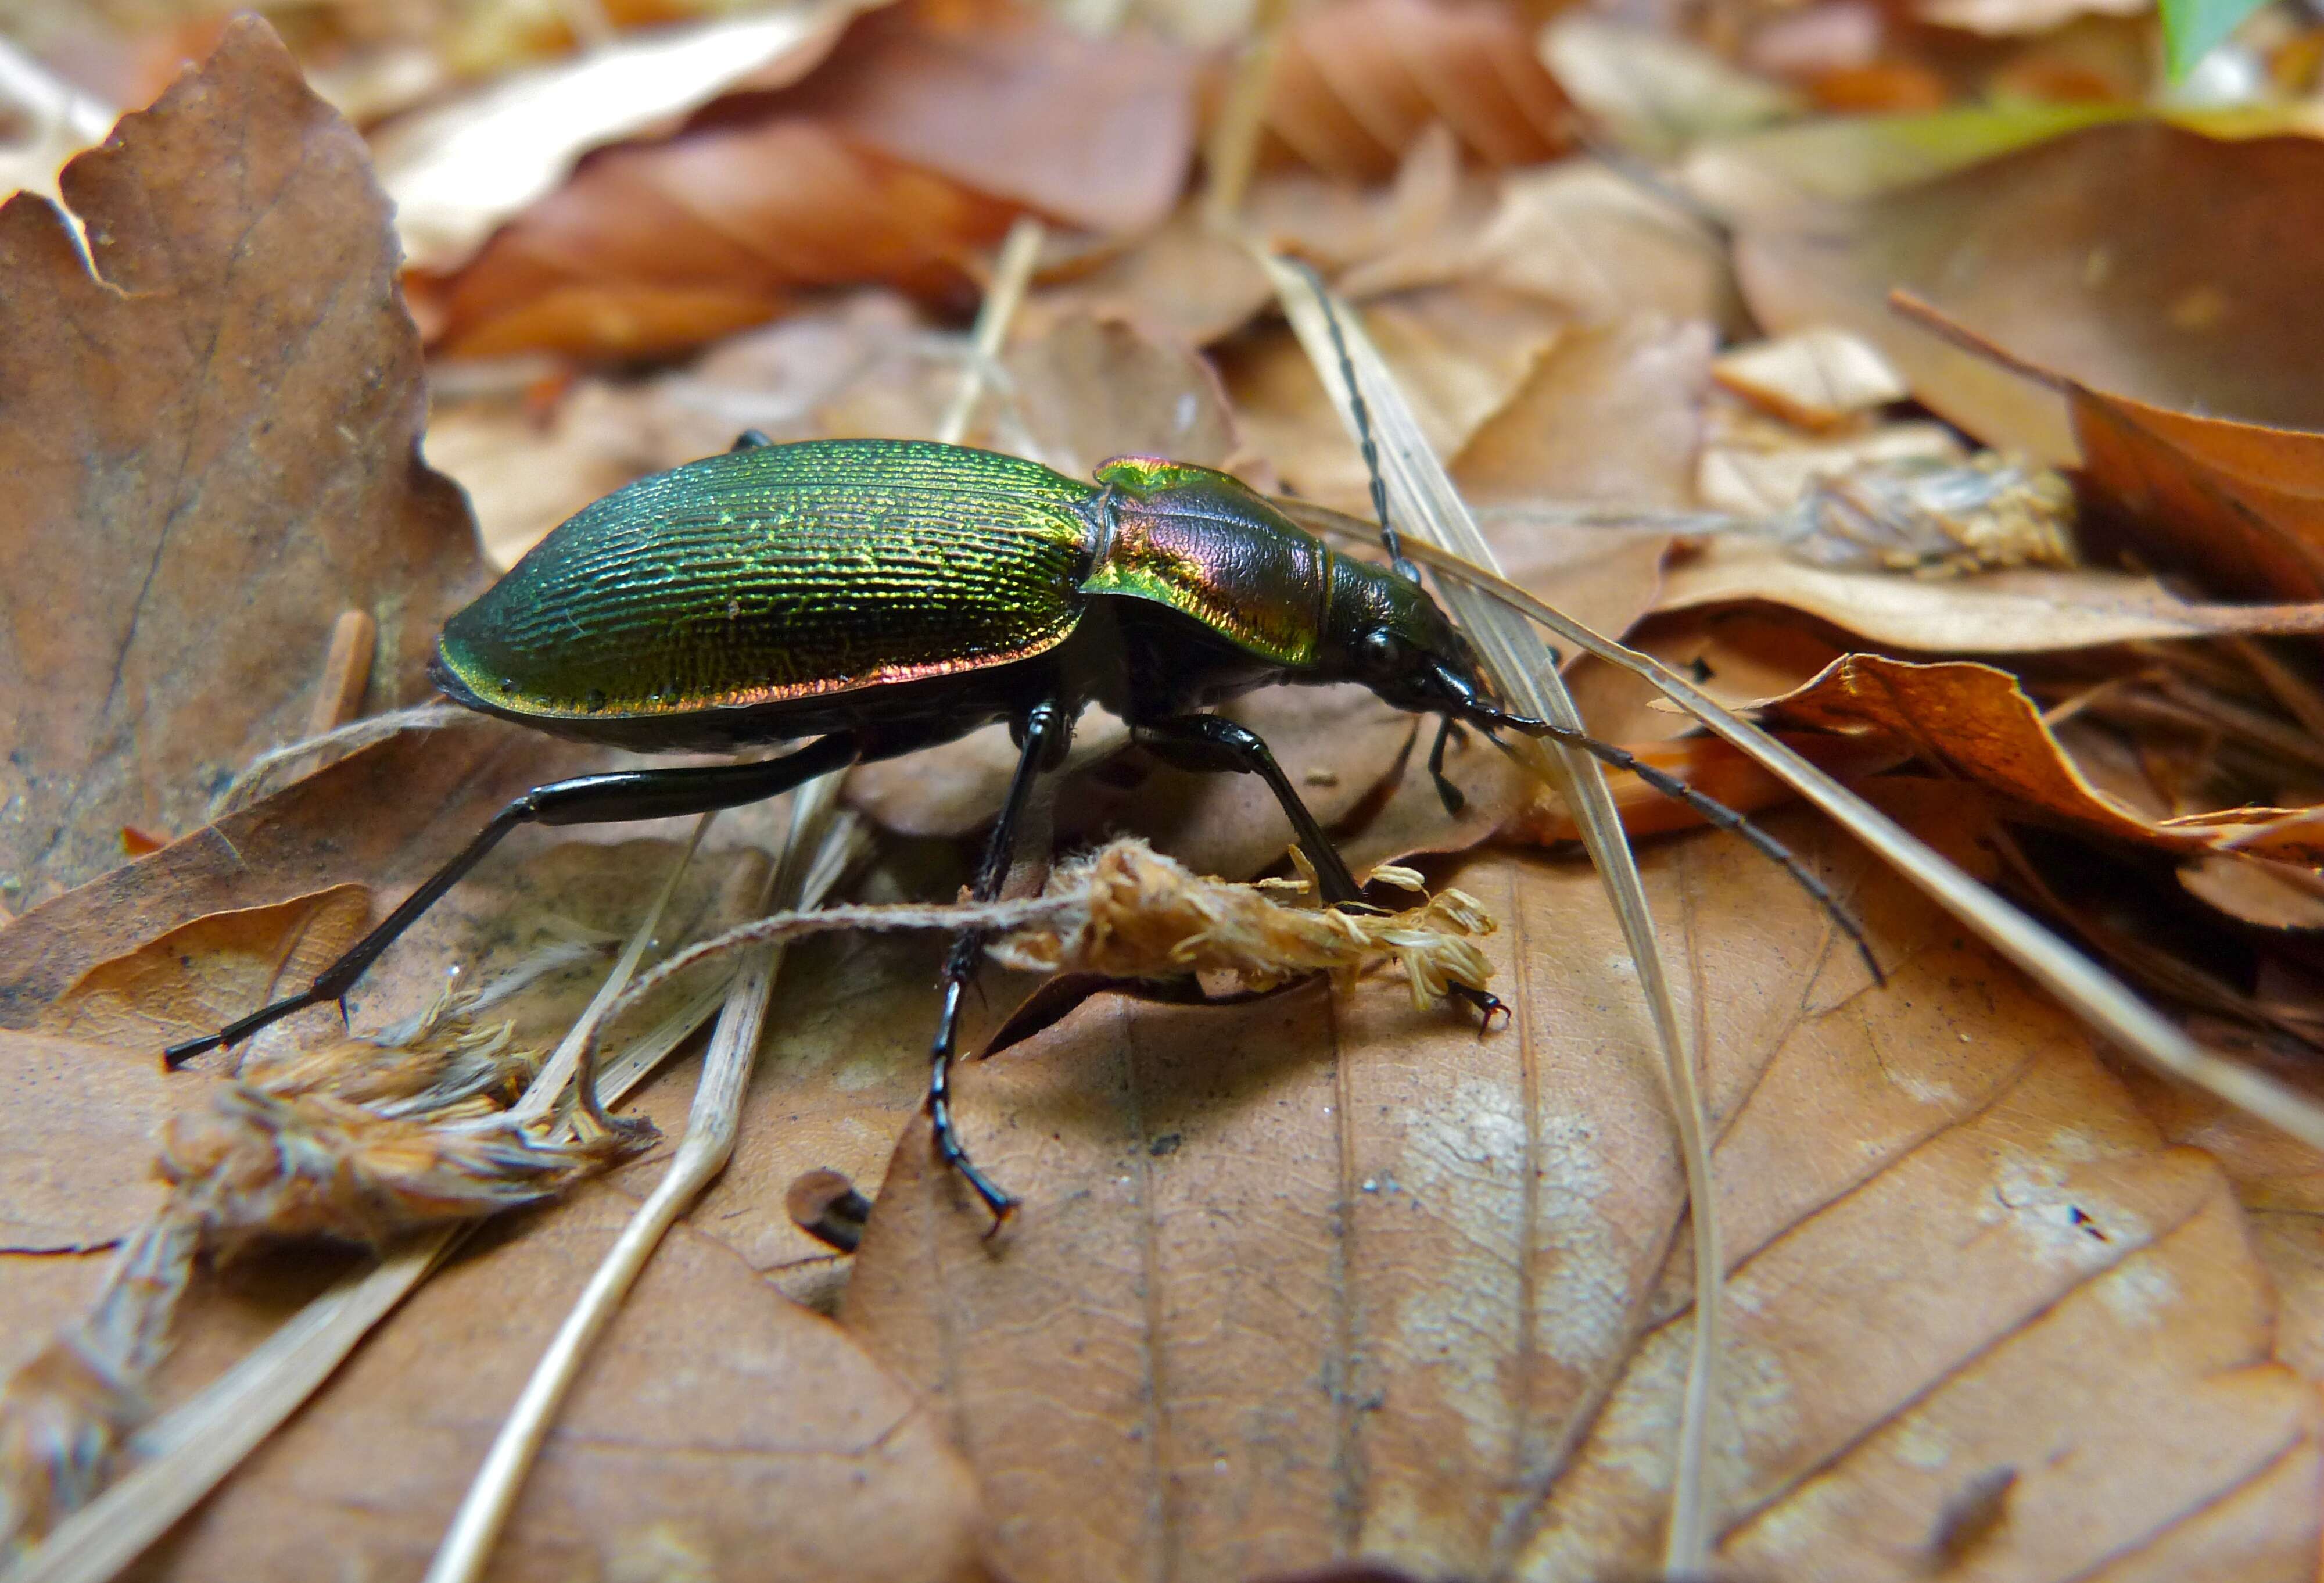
[425,785,855,1583]
[1260,256,1723,1578]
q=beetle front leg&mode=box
[1132,713,1508,1028]
[927,696,1074,1227]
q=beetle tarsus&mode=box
[731,429,773,450]
[1451,983,1507,1031]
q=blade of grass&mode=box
[1258,255,1722,1578]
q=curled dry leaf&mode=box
[1766,652,2324,865]
[424,0,1199,358]
[1709,326,1907,430]
[844,787,2321,1578]
[1541,13,1800,159]
[0,721,593,1032]
[1735,122,2324,594]
[1260,0,1568,180]
[0,17,483,909]
[375,1,870,274]
[1656,536,2324,651]
[37,886,371,1050]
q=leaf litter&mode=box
[5,1,2324,1579]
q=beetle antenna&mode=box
[1290,259,1419,585]
[1478,720,1885,985]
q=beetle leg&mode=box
[1428,716,1468,816]
[731,429,773,450]
[162,733,862,1069]
[1133,713,1508,1028]
[927,697,1073,1228]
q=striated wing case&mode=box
[434,440,1098,744]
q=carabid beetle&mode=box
[167,432,1864,1217]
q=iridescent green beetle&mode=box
[169,434,1860,1217]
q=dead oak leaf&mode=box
[0,17,484,908]
[841,785,2319,1579]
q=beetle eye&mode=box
[1357,628,1402,674]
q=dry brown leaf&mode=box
[0,722,593,1033]
[1656,535,2324,651]
[1343,159,1740,334]
[424,0,1198,358]
[1709,326,1907,429]
[375,1,869,274]
[1500,731,1906,844]
[844,786,2321,1578]
[1734,120,2324,513]
[104,1182,983,1581]
[1260,0,1569,181]
[38,886,371,1049]
[1541,13,1801,158]
[2179,854,2324,932]
[0,17,484,909]
[1,1032,192,1254]
[1766,653,2324,865]
[1452,313,1713,507]
[1000,309,1243,481]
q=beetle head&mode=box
[1324,555,1497,717]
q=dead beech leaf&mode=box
[1734,121,2324,488]
[1709,326,1907,429]
[1261,0,1568,180]
[0,721,596,1031]
[1541,14,1799,158]
[1,1032,191,1254]
[426,0,1197,358]
[1766,653,2324,865]
[0,18,484,908]
[844,786,2320,1578]
[131,1181,983,1583]
[38,886,370,1050]
[376,1,869,274]
[1452,313,1713,507]
[1000,310,1242,479]
[2179,854,2324,932]
[1655,536,2324,651]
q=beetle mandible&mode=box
[166,432,1865,1219]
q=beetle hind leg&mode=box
[926,696,1074,1227]
[162,734,862,1070]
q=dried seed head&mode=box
[157,1085,629,1253]
[989,840,1497,1009]
[1784,452,2076,577]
